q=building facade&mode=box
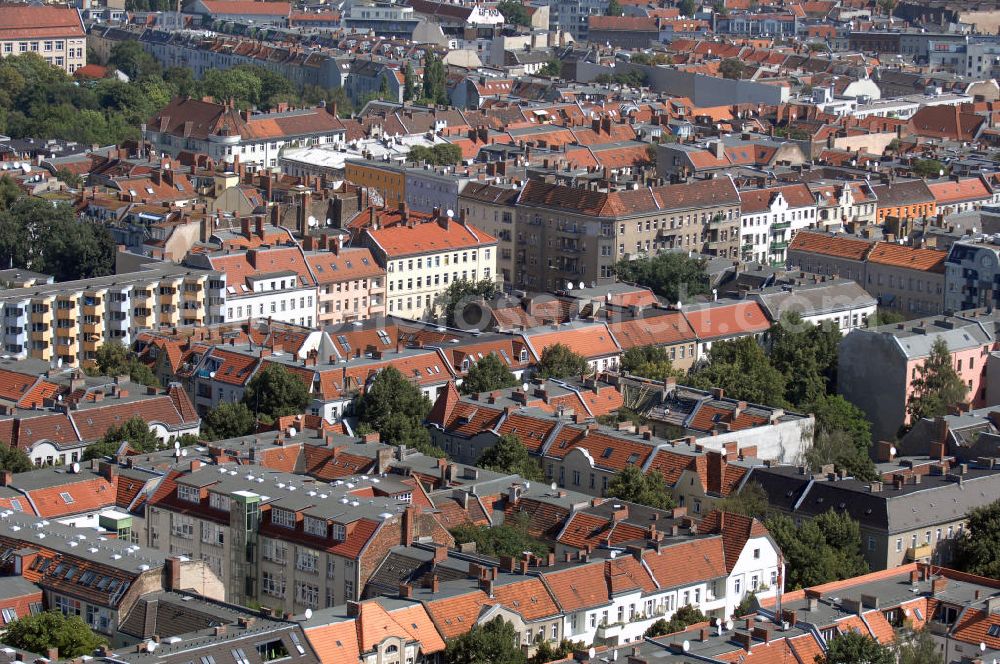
[0,5,86,74]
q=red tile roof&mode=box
[199,0,291,16]
[787,231,872,261]
[0,5,84,40]
[682,301,771,340]
[867,243,946,273]
[365,219,496,258]
[524,323,621,361]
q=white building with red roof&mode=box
[0,5,86,74]
[362,211,498,322]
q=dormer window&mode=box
[271,507,296,529]
[304,516,327,537]
[461,358,470,371]
[177,485,200,503]
[209,492,231,512]
[519,349,528,362]
[332,523,346,541]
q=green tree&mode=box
[865,308,905,328]
[606,0,622,14]
[720,58,745,79]
[877,0,897,18]
[537,343,589,379]
[441,277,498,327]
[476,433,542,481]
[2,611,105,658]
[907,338,968,423]
[202,402,257,441]
[912,159,948,179]
[606,466,673,510]
[529,640,583,664]
[421,52,448,105]
[445,617,526,664]
[620,345,682,381]
[678,0,697,16]
[201,67,263,108]
[733,592,757,618]
[403,61,418,101]
[766,510,868,590]
[895,629,943,664]
[644,605,706,637]
[0,444,33,473]
[497,0,532,25]
[93,342,158,387]
[614,253,710,303]
[242,363,310,420]
[540,58,561,77]
[450,513,548,558]
[84,415,161,460]
[768,312,840,406]
[818,631,894,664]
[355,366,444,457]
[805,394,877,481]
[689,337,789,408]
[109,40,162,81]
[461,353,518,395]
[56,167,83,189]
[713,482,769,519]
[0,175,21,208]
[408,143,463,166]
[955,499,1000,579]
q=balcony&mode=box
[30,309,51,324]
[771,221,791,230]
[55,305,76,320]
[906,544,932,562]
[770,240,789,251]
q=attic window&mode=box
[989,625,1000,637]
[59,492,74,504]
[376,330,391,345]
[626,453,640,465]
[602,447,614,459]
[9,498,21,512]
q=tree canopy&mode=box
[201,402,257,442]
[955,498,1000,579]
[0,444,33,473]
[895,629,943,664]
[606,0,622,14]
[476,433,543,481]
[907,338,968,424]
[84,415,160,460]
[912,158,947,179]
[644,605,706,638]
[421,52,449,105]
[497,0,532,25]
[445,617,526,664]
[606,466,674,510]
[678,0,697,16]
[93,342,158,387]
[620,345,682,381]
[818,631,895,664]
[460,353,518,395]
[766,510,869,590]
[441,277,498,327]
[768,313,840,407]
[537,343,589,379]
[408,143,464,166]
[242,363,310,420]
[689,337,789,407]
[720,58,745,79]
[355,367,444,457]
[804,394,877,481]
[713,481,770,519]
[450,513,548,559]
[614,253,710,303]
[2,611,105,658]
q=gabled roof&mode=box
[787,231,872,261]
[682,301,771,341]
[523,322,622,361]
[867,243,947,273]
[365,219,496,258]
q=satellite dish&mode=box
[725,620,734,631]
[550,482,557,490]
[682,640,690,652]
[566,282,574,290]
[71,462,80,474]
[146,641,157,653]
[522,383,529,391]
[326,218,332,226]
[446,208,455,218]
[288,427,297,437]
[174,441,181,450]
[578,281,585,289]
[304,608,313,620]
[307,215,317,227]
[209,371,216,378]
[181,449,188,457]
[587,648,596,659]
[890,446,897,456]
[57,358,63,368]
[21,163,31,174]
[983,643,988,653]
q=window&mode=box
[1,608,16,624]
[304,516,327,538]
[256,640,290,662]
[209,492,230,511]
[201,522,225,546]
[177,485,200,503]
[261,571,286,598]
[271,508,295,529]
[171,514,195,539]
[262,539,287,563]
[296,550,318,573]
[895,538,903,552]
[332,523,346,540]
[295,581,319,607]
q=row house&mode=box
[146,97,346,169]
[361,211,498,321]
[838,309,1000,441]
[0,263,225,367]
[0,5,86,74]
[0,378,200,466]
[460,177,742,293]
[928,176,995,216]
[807,180,878,232]
[0,511,222,639]
[738,183,818,266]
[787,230,947,317]
[143,460,452,612]
[304,235,387,326]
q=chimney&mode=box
[0,470,11,486]
[931,577,949,595]
[399,583,412,599]
[402,504,416,546]
[164,557,182,591]
[346,601,360,617]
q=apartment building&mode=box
[808,180,878,232]
[304,235,386,326]
[513,178,741,292]
[872,180,937,224]
[787,231,947,316]
[752,463,1000,570]
[838,310,1000,440]
[749,278,877,332]
[0,5,86,74]
[459,182,520,286]
[944,238,1000,312]
[144,460,452,611]
[0,264,225,368]
[147,97,346,168]
[738,183,818,266]
[186,242,318,328]
[344,159,479,214]
[362,213,498,321]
